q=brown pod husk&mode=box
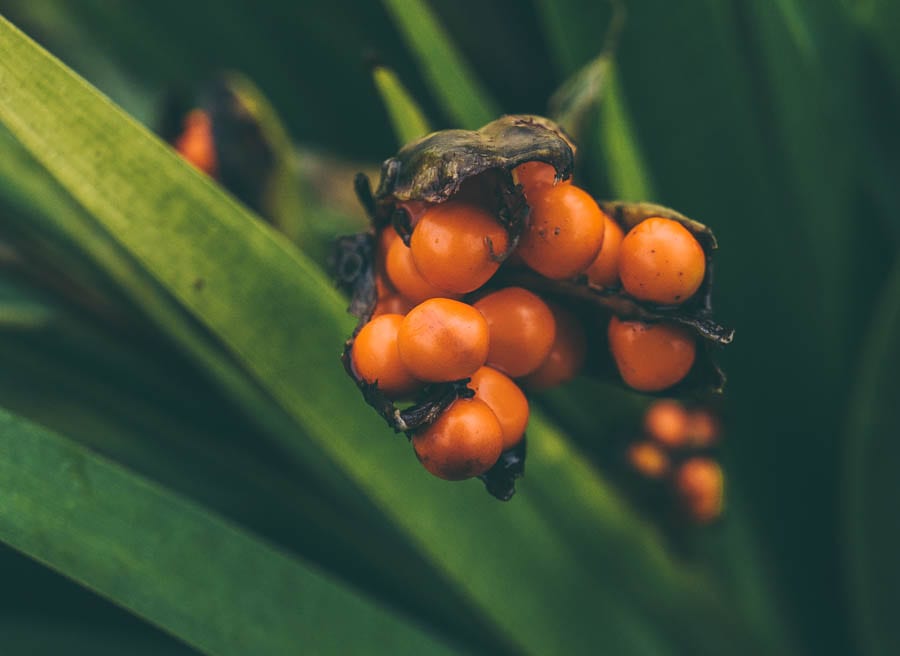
[336,115,731,500]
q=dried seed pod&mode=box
[335,114,732,501]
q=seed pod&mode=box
[334,114,732,501]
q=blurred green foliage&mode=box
[0,1,897,655]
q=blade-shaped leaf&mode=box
[844,258,900,656]
[373,66,432,146]
[381,0,499,128]
[0,407,456,656]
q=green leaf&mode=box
[845,257,900,656]
[373,65,432,146]
[0,407,456,656]
[595,66,655,200]
[380,0,500,128]
[0,15,767,655]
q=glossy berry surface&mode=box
[412,398,503,480]
[514,161,569,194]
[351,314,420,398]
[586,212,624,288]
[398,298,490,382]
[385,234,455,303]
[643,399,689,447]
[522,304,587,390]
[468,366,529,449]
[619,217,706,305]
[608,317,696,392]
[517,184,605,280]
[676,457,724,523]
[473,287,556,378]
[627,442,670,479]
[410,200,509,294]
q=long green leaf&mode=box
[844,257,900,656]
[373,65,432,146]
[0,407,456,656]
[380,0,499,128]
[0,15,764,655]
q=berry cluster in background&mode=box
[627,399,723,524]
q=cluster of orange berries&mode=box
[627,399,723,523]
[173,109,218,178]
[346,159,711,489]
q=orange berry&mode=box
[675,458,724,523]
[372,293,415,318]
[410,200,509,294]
[175,109,217,177]
[626,442,670,479]
[351,314,420,398]
[468,366,529,449]
[686,409,720,447]
[385,235,455,303]
[643,399,689,448]
[378,228,400,261]
[619,217,706,304]
[521,305,587,390]
[608,317,696,392]
[586,213,624,288]
[513,161,570,194]
[518,184,605,279]
[398,298,490,382]
[473,287,556,377]
[412,398,503,480]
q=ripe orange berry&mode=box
[513,161,570,194]
[473,287,556,378]
[643,399,689,448]
[385,235,456,303]
[521,305,587,390]
[586,213,624,288]
[351,314,420,398]
[410,200,509,294]
[675,458,724,523]
[412,398,503,480]
[608,317,696,392]
[398,298,490,382]
[372,293,415,318]
[518,184,605,279]
[619,217,706,305]
[468,366,529,449]
[686,409,720,447]
[175,109,217,177]
[398,200,430,226]
[626,442,670,479]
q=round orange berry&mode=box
[513,161,570,194]
[410,200,509,294]
[619,217,706,305]
[686,409,720,447]
[586,213,624,288]
[518,184,605,280]
[385,235,455,303]
[643,399,689,447]
[398,298,490,382]
[626,442,670,479]
[412,398,503,480]
[473,287,556,377]
[351,314,420,398]
[675,458,724,523]
[608,317,696,392]
[521,305,587,390]
[468,366,529,449]
[175,109,217,177]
